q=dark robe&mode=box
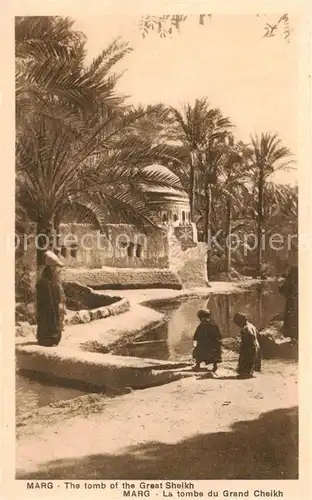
[238,322,261,377]
[193,321,222,364]
[280,266,298,340]
[36,267,64,347]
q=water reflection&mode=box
[16,373,86,417]
[115,281,284,362]
[16,282,285,414]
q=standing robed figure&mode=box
[233,312,261,379]
[192,308,223,372]
[36,250,65,347]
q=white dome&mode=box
[140,164,188,199]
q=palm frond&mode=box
[56,199,108,230]
[86,38,132,78]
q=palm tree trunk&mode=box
[189,151,196,221]
[36,217,54,267]
[256,169,264,276]
[36,220,47,267]
[204,183,212,278]
[225,294,231,336]
[54,213,61,253]
[225,197,232,273]
[257,283,264,329]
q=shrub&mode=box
[15,263,35,304]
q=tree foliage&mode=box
[16,16,297,279]
[138,13,291,42]
[16,16,185,244]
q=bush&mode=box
[15,302,37,324]
[62,281,121,310]
[15,264,35,304]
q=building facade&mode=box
[17,165,208,288]
[140,164,191,226]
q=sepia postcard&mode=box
[0,0,311,499]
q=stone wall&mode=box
[146,200,191,225]
[15,298,131,336]
[63,267,183,290]
[16,345,190,391]
[168,227,208,288]
[173,224,198,246]
[58,223,169,269]
[16,222,208,290]
[62,281,121,310]
[65,298,131,326]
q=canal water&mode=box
[16,281,284,415]
[113,281,284,361]
[16,372,87,417]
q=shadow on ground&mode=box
[16,341,38,347]
[17,406,298,480]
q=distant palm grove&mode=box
[16,16,297,281]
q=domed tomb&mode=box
[140,164,191,225]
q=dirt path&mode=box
[16,359,298,480]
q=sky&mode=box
[74,14,298,185]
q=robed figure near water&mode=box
[193,309,223,372]
[36,250,65,347]
[233,313,261,379]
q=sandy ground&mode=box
[16,359,298,480]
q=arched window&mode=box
[136,243,143,258]
[162,212,168,223]
[70,243,78,258]
[182,211,186,223]
[127,242,135,257]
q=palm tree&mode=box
[16,17,128,118]
[163,99,233,279]
[167,98,233,223]
[16,17,184,266]
[247,133,293,276]
[217,140,251,272]
[195,138,251,274]
[264,182,297,218]
[17,105,183,263]
[219,181,298,277]
[260,182,298,273]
